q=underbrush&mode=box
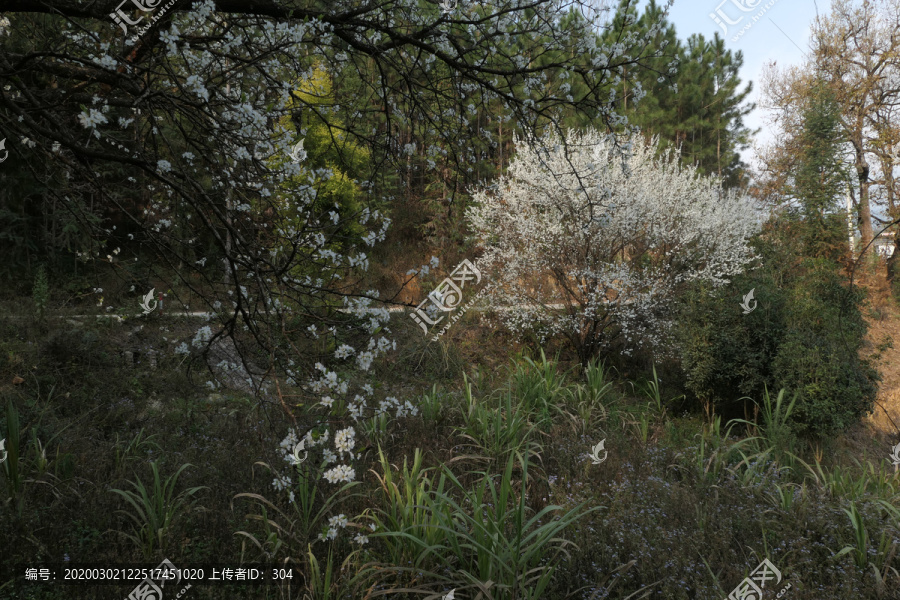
[1,319,898,599]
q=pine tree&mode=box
[604,1,755,188]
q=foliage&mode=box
[270,63,373,273]
[785,80,850,261]
[762,0,900,253]
[32,264,49,322]
[109,462,208,560]
[2,311,899,598]
[0,0,678,376]
[468,129,761,364]
[0,2,680,580]
[675,220,879,436]
[359,451,598,599]
[605,0,756,188]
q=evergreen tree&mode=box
[788,80,849,260]
[605,1,755,188]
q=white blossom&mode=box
[327,514,348,529]
[356,351,374,371]
[192,325,214,347]
[272,474,292,492]
[334,427,355,457]
[466,130,761,358]
[334,344,355,359]
[323,464,355,484]
[78,108,108,129]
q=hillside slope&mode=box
[858,262,900,444]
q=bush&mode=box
[675,219,878,437]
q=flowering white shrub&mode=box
[467,130,761,363]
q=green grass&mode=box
[109,462,208,560]
[2,314,900,599]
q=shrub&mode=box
[675,219,878,437]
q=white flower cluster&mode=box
[78,108,108,129]
[319,513,355,542]
[184,75,210,102]
[323,464,355,484]
[333,427,355,459]
[328,514,348,529]
[191,325,214,348]
[278,428,301,461]
[334,344,355,359]
[272,473,291,492]
[406,255,440,277]
[377,396,418,419]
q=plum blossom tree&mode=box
[467,130,762,364]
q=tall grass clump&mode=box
[358,451,598,599]
[730,387,797,462]
[833,500,899,593]
[455,376,544,469]
[110,462,208,559]
[563,358,618,434]
[506,349,571,432]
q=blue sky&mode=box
[636,0,824,169]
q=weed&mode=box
[730,387,798,461]
[834,501,871,569]
[358,452,598,599]
[113,428,162,474]
[109,462,208,559]
[454,385,542,468]
[360,412,391,448]
[508,349,571,432]
[766,482,801,511]
[419,384,446,423]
